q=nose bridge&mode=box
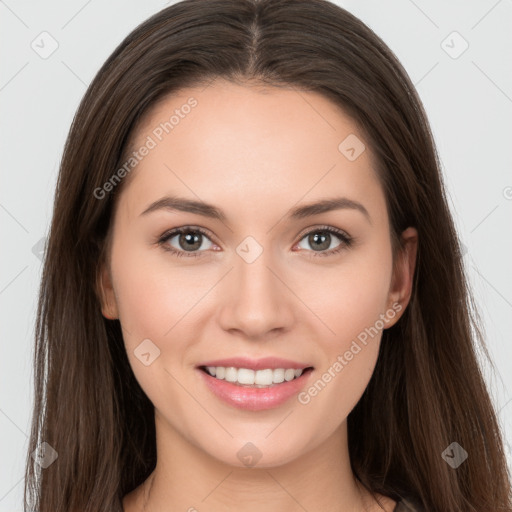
[237,246,278,298]
[218,235,294,337]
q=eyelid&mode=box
[295,224,350,242]
[157,225,218,245]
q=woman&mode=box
[24,1,511,511]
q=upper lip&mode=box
[197,357,314,371]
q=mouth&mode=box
[197,365,314,388]
[196,364,315,411]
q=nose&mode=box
[217,248,295,340]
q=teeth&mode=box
[204,366,306,387]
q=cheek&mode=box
[113,265,170,336]
[317,238,393,403]
[332,264,391,341]
[298,238,392,407]
[303,237,394,345]
[109,242,196,398]
[109,235,218,386]
[110,231,203,333]
[108,234,182,353]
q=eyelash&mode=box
[157,225,353,259]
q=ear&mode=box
[96,262,119,320]
[385,227,418,328]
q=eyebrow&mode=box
[140,195,371,223]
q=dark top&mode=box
[393,495,425,511]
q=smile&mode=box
[200,366,311,387]
[197,366,314,411]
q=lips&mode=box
[196,356,314,371]
[197,365,315,411]
[195,356,315,411]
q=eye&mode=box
[294,226,353,257]
[157,225,353,259]
[158,226,216,258]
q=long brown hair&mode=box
[24,1,511,511]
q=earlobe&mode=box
[386,227,418,327]
[97,264,119,320]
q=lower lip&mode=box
[197,367,314,411]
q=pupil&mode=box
[310,232,330,251]
[180,232,201,251]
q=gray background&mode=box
[1,0,511,509]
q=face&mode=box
[99,79,416,468]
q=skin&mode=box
[98,78,417,512]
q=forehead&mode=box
[117,79,384,223]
